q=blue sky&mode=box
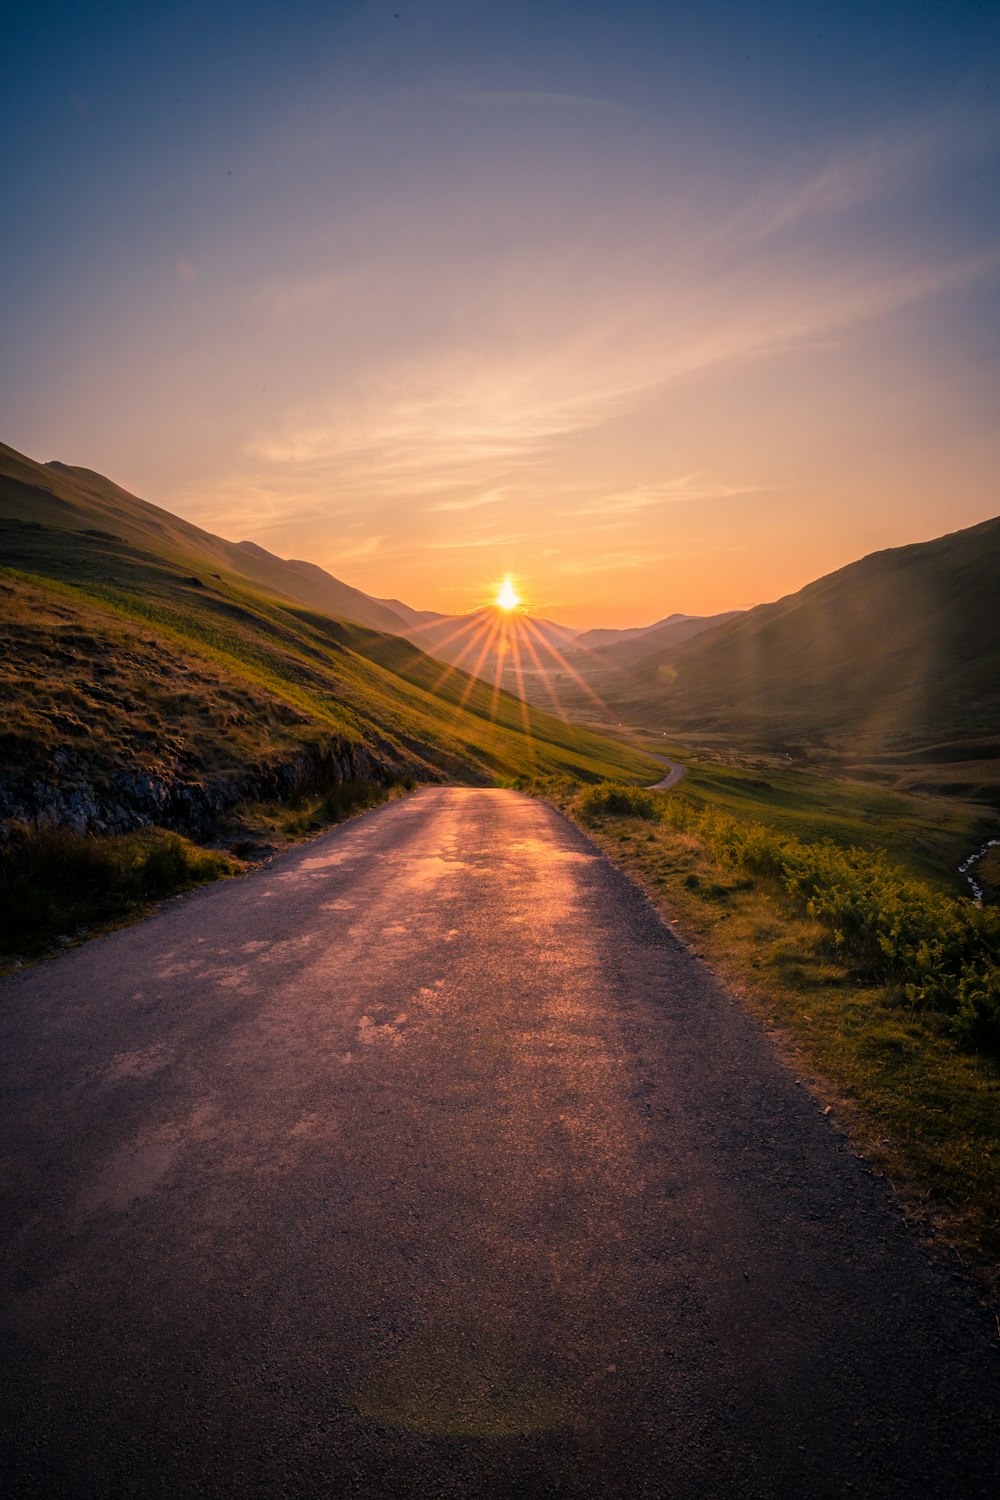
[2,1,998,622]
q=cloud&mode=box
[724,101,1000,245]
[166,95,1000,592]
[428,488,510,513]
[552,550,670,576]
[241,246,999,521]
[562,475,763,518]
[336,534,385,560]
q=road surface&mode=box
[1,788,997,1499]
[647,758,686,791]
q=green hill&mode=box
[0,441,660,837]
[0,441,423,634]
[604,516,1000,796]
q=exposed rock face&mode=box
[0,739,403,839]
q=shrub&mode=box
[0,824,237,957]
[578,782,660,822]
[577,780,1000,1057]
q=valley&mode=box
[2,436,999,1290]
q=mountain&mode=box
[604,516,1000,790]
[582,610,744,669]
[569,614,691,652]
[234,541,418,635]
[510,609,744,720]
[0,443,595,680]
[0,440,661,836]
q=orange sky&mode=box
[3,3,998,628]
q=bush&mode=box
[578,782,660,822]
[576,780,1000,1056]
[318,777,385,822]
[0,824,237,957]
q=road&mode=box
[646,758,686,790]
[1,788,997,1499]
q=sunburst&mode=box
[495,577,520,611]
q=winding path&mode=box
[1,789,997,1498]
[646,757,686,791]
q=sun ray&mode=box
[427,612,496,696]
[489,611,512,725]
[511,616,570,722]
[505,622,538,763]
[520,617,614,719]
[421,611,493,655]
[457,612,505,711]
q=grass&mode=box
[216,775,411,854]
[551,777,1000,1290]
[0,775,419,969]
[663,756,995,894]
[0,527,660,803]
[0,824,240,964]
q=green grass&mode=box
[671,758,994,894]
[217,776,411,854]
[0,824,239,963]
[0,524,659,797]
[579,781,1000,1056]
[551,778,1000,1286]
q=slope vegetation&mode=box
[0,442,659,837]
[597,518,1000,795]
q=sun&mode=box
[495,576,520,611]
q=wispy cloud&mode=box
[724,101,1000,245]
[241,247,999,518]
[160,92,1000,618]
[428,488,510,513]
[552,550,674,576]
[562,475,763,518]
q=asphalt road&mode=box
[1,788,998,1499]
[646,759,686,791]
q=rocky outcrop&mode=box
[0,738,406,839]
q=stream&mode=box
[958,838,1000,906]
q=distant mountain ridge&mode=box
[600,515,1000,782]
[569,613,692,652]
[233,539,420,636]
[585,610,744,667]
[5,438,728,687]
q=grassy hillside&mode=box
[620,517,1000,745]
[0,442,419,634]
[533,517,1000,802]
[0,442,660,845]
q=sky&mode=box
[2,1,999,627]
